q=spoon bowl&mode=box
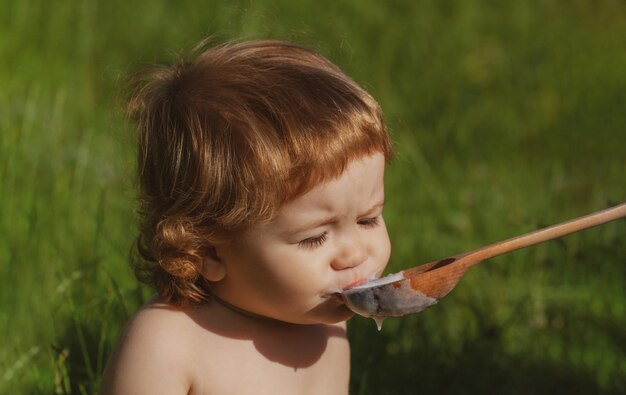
[341,203,626,319]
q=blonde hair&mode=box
[128,40,392,305]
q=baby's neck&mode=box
[210,293,285,325]
[183,298,348,370]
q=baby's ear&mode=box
[199,246,226,282]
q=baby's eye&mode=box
[358,216,380,228]
[298,232,328,249]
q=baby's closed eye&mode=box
[298,232,328,249]
[357,216,380,228]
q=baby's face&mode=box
[210,153,390,324]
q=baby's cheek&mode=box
[381,240,391,267]
[374,230,392,268]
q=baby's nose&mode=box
[331,233,367,270]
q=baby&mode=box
[100,40,392,395]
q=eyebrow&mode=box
[287,199,385,235]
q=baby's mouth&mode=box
[342,278,368,290]
[341,271,383,292]
[323,271,384,299]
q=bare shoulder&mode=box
[99,297,198,395]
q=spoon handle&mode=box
[459,202,626,267]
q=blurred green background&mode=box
[1,0,625,394]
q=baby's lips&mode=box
[342,270,383,291]
[342,278,368,291]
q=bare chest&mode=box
[188,331,350,395]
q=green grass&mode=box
[1,0,625,393]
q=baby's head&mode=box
[129,40,392,307]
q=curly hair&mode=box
[127,39,392,305]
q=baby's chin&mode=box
[330,306,356,323]
[257,292,359,325]
[304,298,356,324]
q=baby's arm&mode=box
[99,306,192,395]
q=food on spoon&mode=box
[340,272,438,329]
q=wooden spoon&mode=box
[340,203,626,325]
